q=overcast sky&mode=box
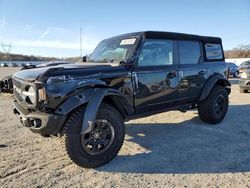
[0,0,249,58]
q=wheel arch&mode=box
[198,74,231,102]
[102,95,133,119]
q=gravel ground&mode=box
[0,68,250,188]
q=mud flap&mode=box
[80,89,106,135]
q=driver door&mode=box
[133,39,180,114]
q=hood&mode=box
[13,62,119,81]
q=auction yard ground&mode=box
[0,67,250,187]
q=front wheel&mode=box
[63,103,125,168]
[198,86,229,124]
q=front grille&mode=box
[12,78,22,89]
[12,77,37,108]
[14,89,23,102]
[13,77,24,102]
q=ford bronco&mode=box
[12,31,231,168]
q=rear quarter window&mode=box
[205,43,223,60]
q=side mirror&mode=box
[82,56,87,62]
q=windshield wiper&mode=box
[94,58,123,63]
[88,58,124,64]
[97,58,113,63]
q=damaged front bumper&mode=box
[12,100,67,135]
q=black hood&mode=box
[13,62,119,81]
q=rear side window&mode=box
[205,43,223,60]
[178,41,201,64]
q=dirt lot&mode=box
[0,68,250,188]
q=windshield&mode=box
[89,37,139,63]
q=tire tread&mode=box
[63,103,125,168]
[198,85,228,124]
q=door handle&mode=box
[199,69,207,75]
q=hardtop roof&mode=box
[109,31,222,43]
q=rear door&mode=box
[133,39,180,113]
[177,40,207,103]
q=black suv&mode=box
[12,31,231,168]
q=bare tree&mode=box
[225,44,250,58]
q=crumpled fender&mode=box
[198,74,231,102]
[55,88,127,135]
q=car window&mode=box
[90,37,139,63]
[205,43,223,60]
[138,39,173,66]
[178,41,201,64]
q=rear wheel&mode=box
[63,103,125,168]
[198,86,228,124]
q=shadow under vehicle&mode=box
[97,104,250,174]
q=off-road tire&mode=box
[198,85,228,124]
[63,103,125,168]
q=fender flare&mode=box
[198,74,231,102]
[55,88,132,134]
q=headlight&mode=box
[241,72,248,79]
[38,87,47,101]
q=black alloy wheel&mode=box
[81,119,115,155]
